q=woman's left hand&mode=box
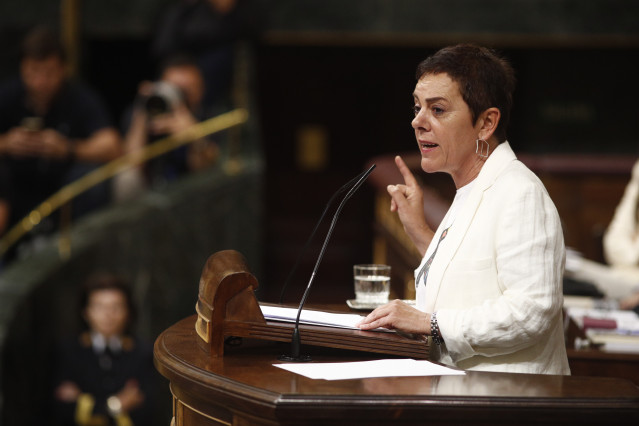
[356,299,430,334]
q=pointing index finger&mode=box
[394,155,418,188]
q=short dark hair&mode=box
[415,44,515,143]
[21,26,66,62]
[79,273,136,329]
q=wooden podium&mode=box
[154,251,639,425]
[192,250,428,359]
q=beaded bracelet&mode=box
[430,312,444,346]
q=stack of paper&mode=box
[567,306,639,353]
[261,305,368,330]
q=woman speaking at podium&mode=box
[357,44,570,375]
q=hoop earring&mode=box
[475,139,490,158]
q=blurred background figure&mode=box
[0,26,121,260]
[113,54,220,202]
[150,0,263,110]
[51,273,155,426]
[565,159,639,312]
[603,160,639,286]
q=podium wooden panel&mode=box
[155,316,639,426]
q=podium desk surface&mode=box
[155,315,639,426]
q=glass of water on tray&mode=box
[353,264,391,305]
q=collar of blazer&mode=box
[422,141,518,312]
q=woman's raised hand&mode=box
[386,156,434,256]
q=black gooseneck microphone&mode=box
[278,165,376,305]
[279,164,376,362]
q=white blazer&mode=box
[416,142,570,375]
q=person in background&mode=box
[562,160,639,311]
[52,274,154,425]
[603,161,639,269]
[0,27,121,259]
[112,54,220,202]
[357,44,570,375]
[601,160,639,311]
[150,0,263,109]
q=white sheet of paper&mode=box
[261,305,366,330]
[274,359,465,380]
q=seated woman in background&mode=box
[601,160,639,310]
[357,44,570,375]
[563,160,639,310]
[52,274,155,425]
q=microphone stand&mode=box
[279,164,376,362]
[278,168,373,305]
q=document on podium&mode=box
[274,358,465,380]
[260,304,370,330]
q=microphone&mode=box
[279,164,376,362]
[278,166,376,304]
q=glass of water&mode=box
[353,264,391,304]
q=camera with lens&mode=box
[138,81,184,117]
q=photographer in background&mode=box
[113,55,220,202]
[0,27,121,260]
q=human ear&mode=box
[477,107,501,141]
